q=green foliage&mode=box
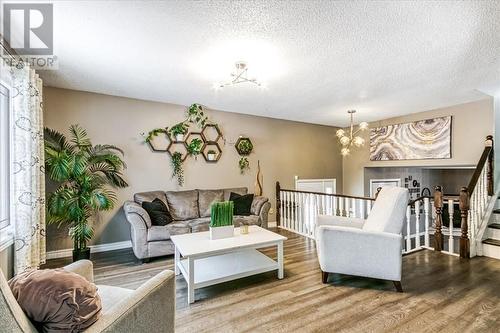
[236,138,253,155]
[171,152,184,186]
[207,149,216,154]
[44,125,128,251]
[239,157,250,174]
[186,103,208,128]
[210,201,234,227]
[144,128,168,143]
[187,138,203,156]
[168,122,189,137]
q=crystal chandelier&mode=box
[218,62,262,88]
[336,110,369,156]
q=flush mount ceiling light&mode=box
[217,62,262,88]
[336,110,369,156]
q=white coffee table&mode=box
[171,225,287,304]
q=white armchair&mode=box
[315,187,409,292]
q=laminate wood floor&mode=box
[44,228,500,333]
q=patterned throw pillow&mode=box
[142,198,173,226]
[229,192,254,216]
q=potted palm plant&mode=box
[44,125,128,261]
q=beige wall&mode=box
[44,87,343,251]
[343,99,494,196]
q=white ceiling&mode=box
[36,0,500,126]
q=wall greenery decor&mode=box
[235,136,253,173]
[143,103,224,186]
[239,157,250,174]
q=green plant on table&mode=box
[44,125,128,256]
[187,138,203,157]
[171,151,184,186]
[210,201,234,227]
[239,157,250,174]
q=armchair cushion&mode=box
[96,285,133,313]
[8,268,102,332]
[166,190,199,220]
[363,187,409,234]
[197,189,224,217]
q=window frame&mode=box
[0,78,14,251]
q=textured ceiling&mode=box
[37,0,500,126]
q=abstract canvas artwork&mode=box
[370,116,452,161]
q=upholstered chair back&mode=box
[0,270,38,333]
[363,187,409,234]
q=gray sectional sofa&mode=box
[123,187,271,261]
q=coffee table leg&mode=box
[188,257,195,304]
[174,245,180,276]
[278,241,284,279]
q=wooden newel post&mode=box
[276,181,281,227]
[486,135,494,196]
[434,186,444,252]
[459,187,470,259]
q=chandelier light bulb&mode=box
[340,136,350,146]
[353,136,365,147]
[336,129,345,138]
[341,147,350,156]
[359,122,369,130]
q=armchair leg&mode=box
[322,271,329,284]
[393,281,403,292]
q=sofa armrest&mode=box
[316,225,402,281]
[259,201,271,229]
[316,215,365,229]
[84,270,175,333]
[123,201,149,259]
[64,260,94,283]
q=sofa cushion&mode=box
[134,191,168,207]
[197,189,224,217]
[233,215,260,227]
[8,268,102,332]
[123,201,152,228]
[223,187,248,201]
[230,192,254,216]
[141,198,173,226]
[96,285,133,313]
[165,190,199,220]
[251,196,269,215]
[147,222,190,241]
[187,217,211,233]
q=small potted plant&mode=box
[207,149,217,161]
[169,122,188,142]
[210,201,234,240]
[187,138,203,159]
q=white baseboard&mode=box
[46,240,132,260]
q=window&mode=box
[0,82,11,233]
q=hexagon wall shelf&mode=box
[167,142,189,162]
[202,142,222,163]
[146,129,171,152]
[235,137,253,156]
[201,124,222,143]
[185,132,206,159]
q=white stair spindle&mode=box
[406,205,412,252]
[448,199,454,254]
[415,200,421,248]
[424,198,430,248]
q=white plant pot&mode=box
[207,153,216,161]
[209,225,234,240]
[175,134,185,142]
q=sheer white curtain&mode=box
[9,62,46,274]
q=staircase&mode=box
[483,209,500,259]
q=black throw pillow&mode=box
[142,198,173,226]
[229,192,254,216]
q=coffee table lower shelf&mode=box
[177,249,278,289]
